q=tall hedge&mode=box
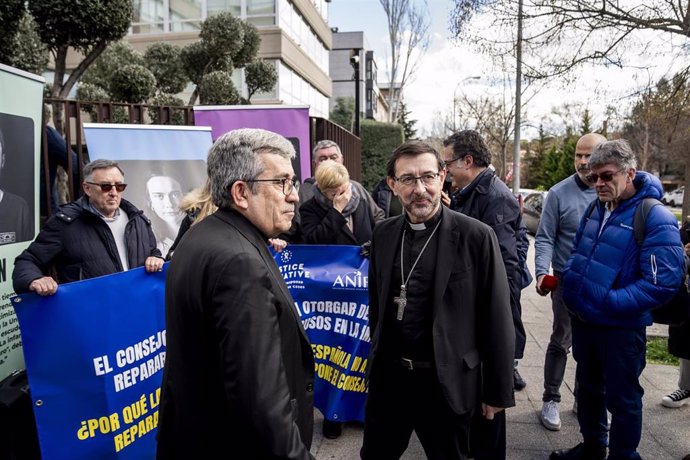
[360,119,404,191]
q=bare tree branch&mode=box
[380,0,430,122]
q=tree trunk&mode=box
[188,87,199,106]
[51,46,69,135]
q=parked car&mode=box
[517,188,539,201]
[664,187,684,207]
[522,191,548,235]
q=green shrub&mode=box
[109,64,156,103]
[148,94,186,125]
[198,71,240,105]
[647,336,679,366]
[76,82,110,120]
[360,120,404,191]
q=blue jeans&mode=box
[572,317,645,460]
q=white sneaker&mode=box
[540,400,561,431]
[662,389,690,408]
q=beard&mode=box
[404,191,440,222]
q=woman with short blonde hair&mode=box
[300,160,381,246]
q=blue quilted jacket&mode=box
[562,171,684,327]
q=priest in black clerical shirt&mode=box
[362,140,515,460]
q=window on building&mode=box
[208,0,241,16]
[132,0,165,33]
[169,0,203,31]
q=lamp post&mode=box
[512,0,523,194]
[350,49,362,136]
[452,76,481,132]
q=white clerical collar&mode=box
[404,207,442,231]
[409,222,426,231]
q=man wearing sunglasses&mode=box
[552,139,685,460]
[13,159,163,296]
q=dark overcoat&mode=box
[669,220,690,360]
[156,209,315,460]
[367,205,515,413]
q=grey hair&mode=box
[588,139,637,171]
[312,139,341,160]
[83,159,124,181]
[207,128,295,209]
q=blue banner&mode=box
[12,267,167,460]
[273,245,370,423]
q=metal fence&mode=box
[310,117,362,182]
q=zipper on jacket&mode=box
[650,253,657,285]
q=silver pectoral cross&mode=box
[393,284,407,320]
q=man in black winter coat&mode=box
[13,159,164,296]
[443,130,528,460]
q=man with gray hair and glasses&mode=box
[13,159,163,296]
[157,128,315,460]
[552,139,685,460]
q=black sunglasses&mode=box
[585,168,624,183]
[86,182,128,192]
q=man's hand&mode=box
[482,403,505,420]
[268,238,287,252]
[333,183,353,213]
[29,276,58,296]
[145,257,165,273]
[441,191,451,208]
[535,274,548,296]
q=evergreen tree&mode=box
[330,97,355,131]
[580,109,592,135]
[397,101,418,140]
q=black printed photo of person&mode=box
[0,113,35,246]
[117,160,206,256]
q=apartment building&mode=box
[329,31,389,123]
[125,0,332,117]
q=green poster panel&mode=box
[0,63,44,380]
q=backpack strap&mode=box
[633,198,663,246]
[585,199,597,219]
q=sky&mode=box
[327,0,683,139]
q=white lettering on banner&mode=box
[113,351,166,392]
[301,300,357,316]
[91,330,166,377]
[332,271,367,289]
[115,331,167,368]
[279,263,311,280]
[302,316,332,331]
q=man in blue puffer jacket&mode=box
[550,139,685,460]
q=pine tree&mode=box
[397,102,418,140]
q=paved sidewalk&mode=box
[311,236,690,459]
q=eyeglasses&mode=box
[585,168,625,183]
[86,182,127,192]
[444,156,465,166]
[245,178,299,196]
[394,173,440,187]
